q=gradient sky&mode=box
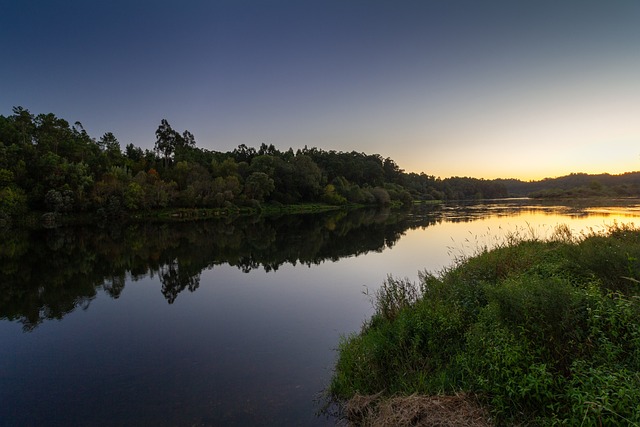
[2,0,639,180]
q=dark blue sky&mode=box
[2,0,639,178]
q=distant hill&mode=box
[496,172,640,198]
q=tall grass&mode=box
[329,222,640,425]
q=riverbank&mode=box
[2,202,367,229]
[329,223,640,426]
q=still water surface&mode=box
[1,200,639,426]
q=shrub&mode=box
[371,187,391,206]
[0,186,27,216]
[330,224,640,425]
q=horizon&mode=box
[4,103,637,182]
[2,1,639,181]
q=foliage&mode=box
[0,188,27,217]
[0,107,520,222]
[499,172,640,198]
[329,223,640,425]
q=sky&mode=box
[2,0,639,180]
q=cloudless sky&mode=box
[2,0,639,180]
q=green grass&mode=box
[329,222,640,425]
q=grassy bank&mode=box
[130,202,346,221]
[329,223,640,426]
[3,202,355,229]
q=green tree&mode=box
[34,113,73,156]
[9,106,35,146]
[154,119,180,168]
[232,144,256,163]
[257,143,278,156]
[249,155,278,176]
[125,143,143,162]
[124,182,145,210]
[291,155,323,200]
[322,183,347,205]
[99,132,122,165]
[244,172,275,202]
[371,187,391,206]
[0,186,27,216]
[44,189,74,213]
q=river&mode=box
[1,199,639,426]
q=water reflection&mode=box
[0,207,440,330]
[2,199,639,332]
[437,198,640,220]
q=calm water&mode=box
[1,200,639,426]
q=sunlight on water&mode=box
[380,203,639,282]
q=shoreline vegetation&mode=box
[17,203,356,228]
[327,222,640,426]
[2,107,640,227]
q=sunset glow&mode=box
[2,0,639,180]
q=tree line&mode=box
[0,107,509,220]
[499,172,640,199]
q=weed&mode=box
[364,275,422,322]
[329,223,640,425]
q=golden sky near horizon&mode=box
[2,1,639,180]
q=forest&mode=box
[2,107,638,223]
[499,172,640,199]
[0,107,507,221]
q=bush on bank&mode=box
[329,223,640,425]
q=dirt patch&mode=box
[344,392,493,427]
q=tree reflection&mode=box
[160,259,201,304]
[103,274,126,299]
[0,206,443,330]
